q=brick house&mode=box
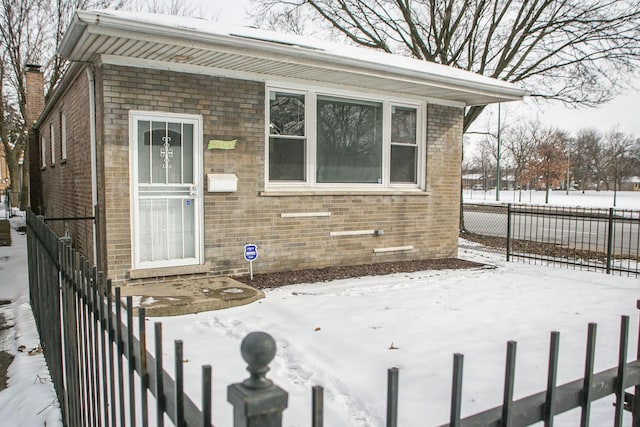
[30,11,525,286]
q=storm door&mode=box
[131,112,202,269]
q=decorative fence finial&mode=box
[228,332,288,427]
[241,331,276,389]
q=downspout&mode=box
[86,67,98,264]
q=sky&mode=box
[204,0,640,139]
[1,192,638,426]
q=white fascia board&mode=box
[100,55,468,108]
[69,11,526,104]
[58,14,87,58]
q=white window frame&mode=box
[265,84,426,192]
[50,123,55,166]
[389,103,420,184]
[41,136,46,168]
[61,112,67,161]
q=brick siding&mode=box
[43,64,464,285]
[37,72,95,261]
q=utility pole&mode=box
[566,149,570,195]
[496,103,501,202]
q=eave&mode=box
[58,10,526,107]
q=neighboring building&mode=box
[0,151,7,194]
[462,174,484,190]
[30,11,525,286]
[621,177,640,191]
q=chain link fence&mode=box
[459,203,508,259]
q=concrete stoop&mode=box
[118,277,264,317]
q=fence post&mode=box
[506,204,512,261]
[633,300,640,427]
[606,208,614,274]
[228,332,288,427]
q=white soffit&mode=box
[60,10,527,106]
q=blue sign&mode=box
[244,244,258,261]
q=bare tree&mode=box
[0,61,26,206]
[502,120,540,199]
[251,2,308,34]
[251,0,640,131]
[1,0,50,207]
[129,0,206,18]
[0,0,124,207]
[603,129,636,206]
[572,129,603,192]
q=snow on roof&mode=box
[50,9,529,113]
[86,10,521,94]
[462,174,484,180]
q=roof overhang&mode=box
[58,10,526,107]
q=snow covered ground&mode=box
[0,192,638,426]
[0,211,63,427]
[464,189,639,210]
[156,249,637,427]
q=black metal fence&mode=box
[439,313,640,427]
[27,209,213,426]
[27,209,640,426]
[462,203,640,277]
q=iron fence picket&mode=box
[78,253,90,427]
[90,264,101,427]
[139,308,149,427]
[312,385,324,427]
[107,279,117,427]
[176,340,185,427]
[501,342,517,427]
[387,367,399,427]
[155,322,166,427]
[544,332,560,427]
[98,271,110,427]
[202,365,212,427]
[580,324,597,427]
[634,300,640,427]
[115,287,126,427]
[450,354,464,427]
[615,316,630,427]
[127,296,137,427]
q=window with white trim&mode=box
[61,112,67,161]
[267,87,424,189]
[41,136,46,168]
[50,123,55,165]
[268,91,306,181]
[391,106,418,183]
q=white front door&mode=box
[130,112,203,269]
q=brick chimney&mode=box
[25,64,45,125]
[25,64,45,212]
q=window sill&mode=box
[129,263,210,280]
[260,188,431,197]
